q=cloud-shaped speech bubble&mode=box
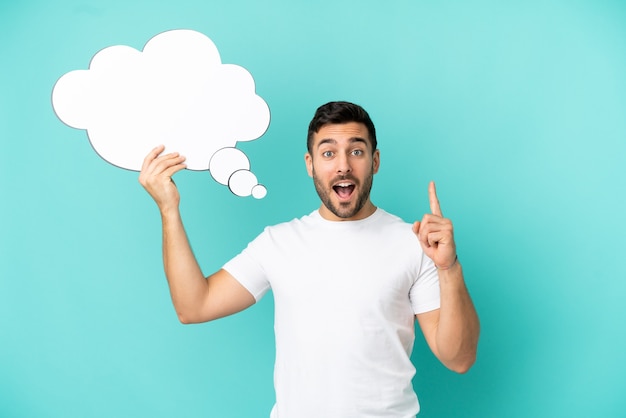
[52,29,270,198]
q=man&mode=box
[139,101,479,417]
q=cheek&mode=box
[311,161,332,178]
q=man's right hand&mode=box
[138,145,187,214]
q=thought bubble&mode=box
[209,147,266,198]
[52,29,270,198]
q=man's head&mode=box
[307,101,377,154]
[305,102,380,221]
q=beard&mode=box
[312,168,375,219]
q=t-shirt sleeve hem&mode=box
[412,298,441,315]
[222,262,270,302]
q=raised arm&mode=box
[412,181,480,373]
[139,145,255,324]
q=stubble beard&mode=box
[312,168,374,219]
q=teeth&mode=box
[336,182,352,187]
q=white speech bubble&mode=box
[52,29,269,198]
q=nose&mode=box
[337,153,352,174]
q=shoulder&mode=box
[375,208,406,224]
[253,211,319,243]
[373,208,424,251]
[374,208,414,232]
[264,211,319,233]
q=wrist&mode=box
[159,205,182,222]
[436,255,458,270]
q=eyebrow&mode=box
[317,137,369,149]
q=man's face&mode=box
[305,122,380,221]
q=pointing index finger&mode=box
[429,181,443,216]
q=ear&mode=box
[372,149,380,174]
[305,152,313,177]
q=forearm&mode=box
[160,208,209,323]
[435,261,480,373]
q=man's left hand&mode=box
[412,181,457,269]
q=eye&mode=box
[351,149,364,156]
[322,150,333,158]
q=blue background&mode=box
[1,0,625,416]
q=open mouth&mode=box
[333,182,355,200]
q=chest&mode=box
[265,228,420,313]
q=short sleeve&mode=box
[222,230,272,301]
[409,253,441,314]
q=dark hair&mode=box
[307,101,377,154]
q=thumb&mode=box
[412,221,420,236]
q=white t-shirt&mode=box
[223,208,440,418]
